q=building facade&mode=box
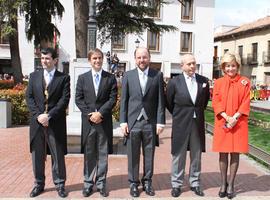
[0,0,214,80]
[214,16,270,85]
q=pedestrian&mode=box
[75,48,117,197]
[212,52,250,199]
[120,47,165,197]
[166,54,210,197]
[111,53,119,74]
[26,47,70,198]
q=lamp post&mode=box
[135,38,140,48]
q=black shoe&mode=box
[130,185,139,197]
[171,187,181,197]
[190,186,204,196]
[97,187,108,197]
[143,184,155,196]
[57,187,67,198]
[227,192,234,199]
[218,183,228,198]
[82,187,93,197]
[30,186,44,197]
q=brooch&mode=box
[241,79,248,86]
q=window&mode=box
[181,0,193,21]
[148,0,160,18]
[112,33,125,50]
[238,45,243,63]
[0,23,9,44]
[252,43,258,62]
[147,31,160,51]
[180,32,192,53]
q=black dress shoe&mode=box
[82,187,93,197]
[57,187,67,198]
[30,186,44,197]
[190,186,204,196]
[97,187,108,197]
[130,185,139,197]
[143,185,155,196]
[171,187,181,197]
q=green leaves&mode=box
[95,0,178,45]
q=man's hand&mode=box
[121,123,129,136]
[37,114,49,127]
[89,112,103,124]
[156,126,164,135]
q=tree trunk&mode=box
[74,0,89,58]
[9,12,23,84]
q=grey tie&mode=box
[141,72,147,94]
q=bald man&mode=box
[166,54,210,197]
[120,47,165,197]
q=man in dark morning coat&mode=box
[120,47,165,197]
[75,48,117,197]
[26,48,70,198]
[166,54,210,197]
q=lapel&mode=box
[47,70,61,98]
[37,70,45,99]
[144,68,154,96]
[87,70,97,99]
[195,74,203,105]
[132,69,143,97]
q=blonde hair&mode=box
[87,48,104,60]
[220,52,241,72]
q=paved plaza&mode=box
[0,113,269,200]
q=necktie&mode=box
[141,72,147,94]
[45,72,52,86]
[94,73,100,95]
[189,76,196,103]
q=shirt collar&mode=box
[183,72,195,80]
[44,68,56,77]
[92,69,102,77]
[137,66,149,76]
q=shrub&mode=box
[0,84,29,125]
[0,80,15,89]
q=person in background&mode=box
[212,52,250,199]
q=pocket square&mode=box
[202,83,207,88]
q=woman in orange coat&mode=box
[212,52,250,199]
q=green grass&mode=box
[249,111,270,122]
[204,110,270,154]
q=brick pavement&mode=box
[0,117,270,199]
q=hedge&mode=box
[0,84,29,125]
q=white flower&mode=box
[202,83,207,88]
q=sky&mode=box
[214,0,270,28]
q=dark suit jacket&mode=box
[166,73,210,154]
[75,70,117,154]
[120,68,165,146]
[26,69,70,154]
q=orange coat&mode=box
[212,74,250,153]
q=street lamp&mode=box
[135,38,140,48]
